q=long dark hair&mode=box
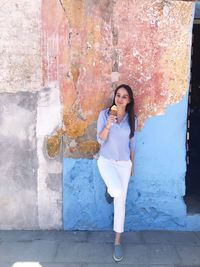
[109,84,135,138]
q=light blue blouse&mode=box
[97,108,136,161]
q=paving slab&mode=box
[87,231,115,243]
[37,231,88,242]
[120,244,148,264]
[193,231,200,242]
[176,246,200,265]
[55,242,113,263]
[0,231,88,243]
[85,264,148,267]
[0,231,200,266]
[146,244,180,265]
[2,264,81,267]
[39,264,81,267]
[87,231,143,244]
[0,231,44,242]
[121,231,143,243]
[141,231,200,245]
[0,241,58,262]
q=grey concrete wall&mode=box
[0,0,63,229]
[0,92,38,229]
[0,87,63,230]
[36,86,63,230]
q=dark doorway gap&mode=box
[184,19,200,214]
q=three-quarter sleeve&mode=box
[129,135,136,151]
[96,110,107,145]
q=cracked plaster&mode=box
[42,0,194,158]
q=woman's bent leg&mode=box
[97,157,123,198]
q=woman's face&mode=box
[114,88,130,109]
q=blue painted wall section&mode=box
[63,158,113,230]
[126,94,188,230]
[63,93,200,230]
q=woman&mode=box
[97,84,136,262]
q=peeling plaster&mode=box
[37,85,62,229]
[42,0,194,158]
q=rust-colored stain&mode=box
[46,135,61,159]
[63,112,87,139]
[71,65,80,84]
[46,128,66,158]
[78,141,100,155]
[42,0,194,158]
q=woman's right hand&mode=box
[106,115,117,129]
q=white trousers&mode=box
[97,156,132,233]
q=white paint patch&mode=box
[12,263,42,267]
[36,84,62,229]
[111,72,119,82]
[69,139,77,147]
[163,6,169,17]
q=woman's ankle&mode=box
[114,232,121,245]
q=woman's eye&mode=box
[116,94,128,99]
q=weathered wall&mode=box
[45,0,199,230]
[36,86,63,229]
[0,92,38,229]
[63,100,184,230]
[0,0,199,231]
[43,0,193,158]
[0,0,62,229]
[63,95,200,231]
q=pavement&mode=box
[0,230,200,267]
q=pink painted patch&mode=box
[42,0,193,158]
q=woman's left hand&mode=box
[131,167,134,176]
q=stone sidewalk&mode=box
[0,230,200,267]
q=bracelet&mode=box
[105,127,110,131]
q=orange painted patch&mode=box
[42,0,193,158]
